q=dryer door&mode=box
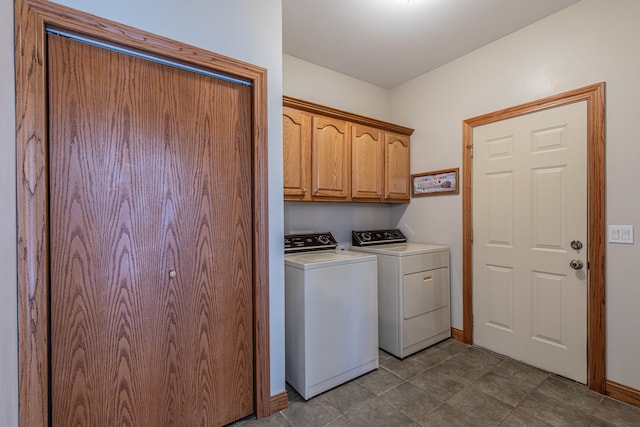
[403,267,448,319]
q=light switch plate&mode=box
[608,225,634,244]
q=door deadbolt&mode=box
[569,260,584,270]
[570,240,583,250]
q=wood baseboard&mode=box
[606,380,640,408]
[269,390,288,415]
[451,327,464,342]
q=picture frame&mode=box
[411,168,459,197]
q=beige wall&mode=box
[284,0,640,391]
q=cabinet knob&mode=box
[168,270,177,278]
[302,187,307,194]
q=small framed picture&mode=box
[411,168,459,197]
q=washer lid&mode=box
[352,242,448,256]
[285,249,376,269]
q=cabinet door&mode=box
[352,124,383,201]
[311,116,351,200]
[283,107,311,200]
[384,133,411,202]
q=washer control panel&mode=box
[285,232,338,253]
[352,229,407,246]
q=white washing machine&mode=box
[284,232,378,400]
[352,229,450,358]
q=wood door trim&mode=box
[461,82,606,392]
[14,1,271,425]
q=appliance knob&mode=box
[362,233,371,241]
[318,235,330,244]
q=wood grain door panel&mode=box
[352,124,383,201]
[283,107,311,199]
[384,133,410,201]
[48,33,253,426]
[311,116,350,199]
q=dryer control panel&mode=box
[352,229,407,246]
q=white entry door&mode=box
[473,101,588,383]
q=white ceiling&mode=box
[283,0,581,89]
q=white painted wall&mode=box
[284,202,398,247]
[2,1,285,422]
[284,54,391,121]
[283,0,640,393]
[0,0,18,424]
[390,0,640,389]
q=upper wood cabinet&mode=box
[311,116,351,200]
[352,124,383,201]
[384,133,411,202]
[283,108,350,201]
[283,107,311,200]
[283,96,413,203]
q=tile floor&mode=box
[233,339,640,427]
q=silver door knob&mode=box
[569,260,583,270]
[570,240,583,250]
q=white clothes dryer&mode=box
[352,229,450,358]
[284,232,378,400]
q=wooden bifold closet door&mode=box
[48,33,254,426]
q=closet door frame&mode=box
[14,1,271,425]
